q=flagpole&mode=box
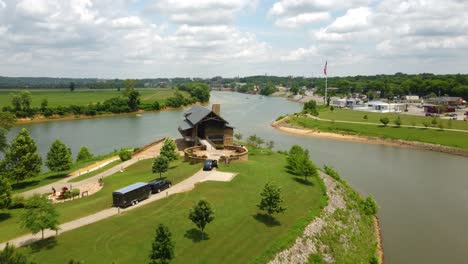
[325,74,328,105]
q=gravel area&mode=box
[269,172,345,264]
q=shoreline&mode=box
[374,216,384,264]
[272,118,468,158]
[14,102,206,125]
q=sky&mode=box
[0,0,467,78]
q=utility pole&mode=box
[438,90,441,116]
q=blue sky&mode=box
[0,0,467,78]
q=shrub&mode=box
[431,117,438,126]
[323,165,340,181]
[360,196,379,215]
[9,195,26,209]
[393,116,402,127]
[369,255,379,264]
[330,106,334,111]
[275,115,285,121]
[76,147,93,162]
[422,121,430,128]
[438,123,444,130]
[119,149,132,161]
[363,115,368,120]
[61,191,72,200]
[411,121,416,127]
[71,188,80,197]
[379,117,389,126]
[133,147,140,153]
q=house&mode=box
[178,104,234,146]
[353,100,405,113]
[331,98,362,108]
[403,95,420,103]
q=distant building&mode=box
[426,97,465,106]
[331,98,362,108]
[353,100,405,113]
[403,95,420,102]
[178,104,234,146]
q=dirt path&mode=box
[0,169,236,249]
[20,140,165,198]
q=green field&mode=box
[0,88,188,107]
[68,160,122,183]
[0,159,200,242]
[319,108,468,131]
[288,115,468,150]
[20,152,327,263]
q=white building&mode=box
[354,100,405,113]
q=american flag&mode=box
[324,60,327,76]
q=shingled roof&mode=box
[178,105,229,131]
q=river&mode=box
[7,91,468,264]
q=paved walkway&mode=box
[21,141,164,198]
[0,169,236,249]
[307,114,468,133]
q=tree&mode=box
[20,194,59,240]
[431,118,438,126]
[286,145,318,181]
[303,100,319,116]
[0,176,12,209]
[76,147,93,162]
[379,117,389,126]
[127,90,141,112]
[3,128,42,183]
[40,99,48,112]
[189,200,214,239]
[257,183,286,216]
[0,111,16,153]
[247,134,264,148]
[149,224,175,264]
[19,91,32,111]
[266,140,275,150]
[0,243,34,264]
[160,138,178,161]
[152,156,169,179]
[360,196,379,215]
[69,82,76,92]
[119,149,132,161]
[46,139,72,172]
[234,133,243,141]
[393,116,402,127]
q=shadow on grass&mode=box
[45,173,68,180]
[0,212,11,222]
[28,237,58,253]
[293,177,314,186]
[11,180,40,191]
[253,213,281,227]
[184,228,209,243]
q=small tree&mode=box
[257,183,286,216]
[69,82,76,92]
[40,99,48,112]
[360,196,379,215]
[0,176,12,209]
[379,117,389,126]
[3,128,42,183]
[119,149,132,161]
[20,194,59,240]
[422,121,430,128]
[287,145,318,181]
[189,200,214,239]
[303,100,319,116]
[266,140,275,150]
[149,224,174,264]
[46,139,72,172]
[152,156,169,179]
[438,122,444,131]
[234,132,243,141]
[393,116,402,127]
[247,134,264,148]
[160,138,179,161]
[330,106,334,111]
[76,147,93,162]
[0,243,34,264]
[363,115,368,120]
[431,117,438,126]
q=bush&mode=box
[76,147,93,162]
[379,117,389,126]
[438,123,444,130]
[369,255,379,264]
[275,115,285,121]
[330,106,334,111]
[431,118,438,126]
[394,116,402,127]
[71,188,80,197]
[360,196,379,215]
[61,191,72,200]
[323,165,340,181]
[119,149,132,161]
[9,195,26,209]
[363,115,368,120]
[422,121,430,128]
[133,147,140,153]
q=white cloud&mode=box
[280,46,318,61]
[275,12,330,28]
[111,16,144,29]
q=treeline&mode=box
[1,82,210,118]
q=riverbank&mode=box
[273,116,468,157]
[14,102,206,125]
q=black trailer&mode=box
[113,182,151,208]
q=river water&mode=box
[7,91,468,263]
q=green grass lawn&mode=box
[0,88,188,108]
[21,152,327,264]
[68,160,122,183]
[319,108,468,131]
[288,116,468,150]
[0,158,199,243]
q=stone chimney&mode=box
[212,104,221,116]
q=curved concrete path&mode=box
[0,169,236,250]
[20,141,164,198]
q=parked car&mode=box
[148,179,172,193]
[203,159,218,171]
[112,182,151,208]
